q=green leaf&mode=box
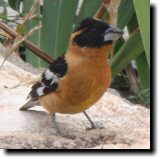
[0,0,8,17]
[127,13,138,34]
[3,5,7,17]
[40,0,78,67]
[117,0,135,29]
[8,0,23,11]
[127,12,150,91]
[111,31,144,77]
[113,38,125,55]
[0,0,8,7]
[74,0,103,28]
[127,88,150,107]
[136,52,150,90]
[23,0,41,67]
[133,0,150,66]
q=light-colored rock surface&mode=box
[0,44,150,149]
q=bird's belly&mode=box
[40,64,111,114]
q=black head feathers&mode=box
[73,18,123,48]
[75,18,110,32]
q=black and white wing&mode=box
[29,55,68,99]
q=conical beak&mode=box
[104,26,123,42]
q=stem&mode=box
[0,22,54,64]
[125,63,140,94]
[94,0,111,19]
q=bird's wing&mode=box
[19,98,40,110]
[29,55,68,99]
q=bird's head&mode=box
[72,18,123,48]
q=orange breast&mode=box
[40,45,112,114]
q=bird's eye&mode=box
[90,28,97,32]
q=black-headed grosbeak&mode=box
[20,18,123,137]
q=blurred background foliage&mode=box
[0,0,150,107]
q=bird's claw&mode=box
[86,123,104,131]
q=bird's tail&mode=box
[19,98,40,111]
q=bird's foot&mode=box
[83,111,104,130]
[86,123,104,131]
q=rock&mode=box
[0,46,150,149]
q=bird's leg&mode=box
[51,113,62,135]
[84,111,104,130]
[50,113,76,139]
[83,111,96,129]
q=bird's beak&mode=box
[104,26,123,42]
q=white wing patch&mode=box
[36,85,45,96]
[50,74,59,85]
[36,69,60,96]
[29,55,68,98]
[45,68,54,80]
[45,68,59,83]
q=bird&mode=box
[20,17,123,137]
